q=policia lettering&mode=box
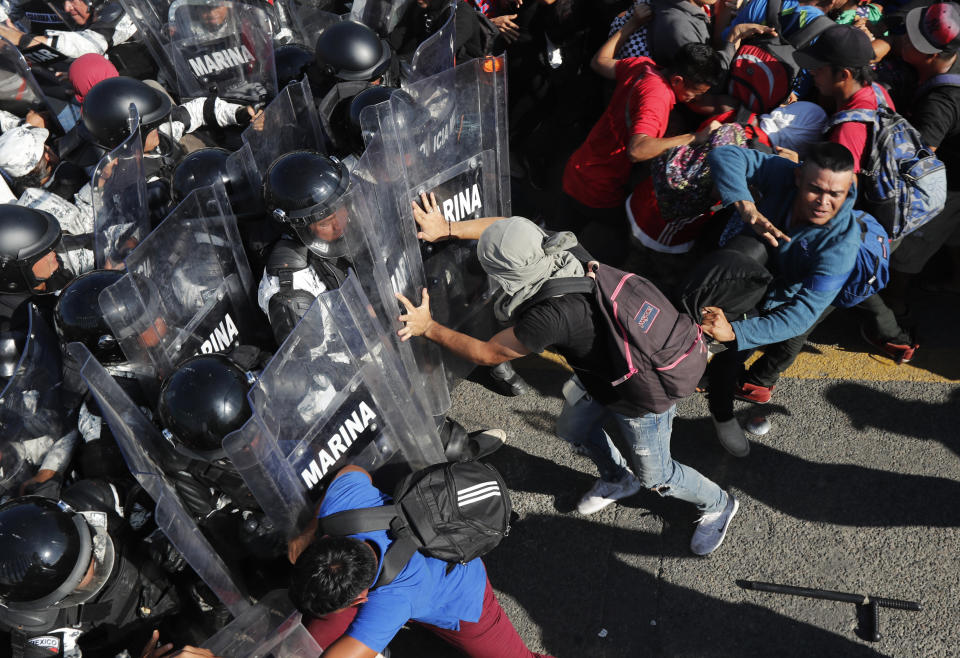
[299,400,378,491]
[187,45,255,78]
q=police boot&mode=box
[439,418,506,462]
[489,361,531,396]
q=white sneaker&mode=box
[712,417,750,457]
[691,494,739,556]
[577,473,642,515]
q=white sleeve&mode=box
[111,12,136,45]
[45,29,108,57]
[39,429,79,473]
[0,109,21,132]
[257,267,328,316]
[177,97,245,131]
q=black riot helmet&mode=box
[158,353,254,461]
[264,151,350,258]
[0,204,76,295]
[314,20,392,83]
[346,85,402,155]
[0,497,115,611]
[81,77,173,150]
[170,148,232,204]
[54,269,125,365]
[275,43,315,89]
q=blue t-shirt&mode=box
[318,471,487,652]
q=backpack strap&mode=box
[871,83,888,108]
[320,506,399,536]
[320,505,414,589]
[513,276,596,318]
[787,14,835,49]
[914,73,960,100]
[765,0,783,32]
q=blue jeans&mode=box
[556,393,727,514]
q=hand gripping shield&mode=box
[223,273,445,540]
[241,78,326,176]
[0,36,66,133]
[67,341,252,618]
[345,126,451,415]
[98,182,263,394]
[90,105,149,270]
[403,0,456,85]
[362,56,510,381]
[0,304,64,492]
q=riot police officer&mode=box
[0,483,180,656]
[0,204,80,320]
[258,150,351,344]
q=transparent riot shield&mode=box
[67,342,252,618]
[90,106,149,270]
[99,182,263,394]
[280,0,341,49]
[0,305,64,493]
[361,56,510,381]
[350,0,410,35]
[241,78,325,175]
[223,273,445,539]
[201,589,321,656]
[347,129,450,415]
[117,0,179,88]
[166,0,278,103]
[0,36,65,133]
[225,142,267,218]
[404,0,456,84]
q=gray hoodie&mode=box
[649,0,736,68]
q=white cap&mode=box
[0,125,49,178]
[759,102,828,156]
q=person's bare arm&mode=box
[590,5,653,79]
[412,192,504,241]
[0,24,46,48]
[318,636,379,658]
[397,289,531,366]
[628,120,716,162]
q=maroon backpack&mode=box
[515,265,707,412]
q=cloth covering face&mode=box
[476,217,584,322]
[68,54,119,104]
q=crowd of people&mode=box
[0,0,955,654]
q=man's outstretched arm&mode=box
[397,289,530,366]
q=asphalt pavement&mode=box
[391,292,960,658]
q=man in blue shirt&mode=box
[288,465,550,658]
[700,143,861,455]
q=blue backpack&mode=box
[825,84,947,239]
[807,211,891,308]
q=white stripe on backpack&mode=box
[458,481,501,506]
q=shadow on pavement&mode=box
[824,382,960,458]
[670,416,960,528]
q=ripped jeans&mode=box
[556,394,727,514]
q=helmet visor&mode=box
[20,241,80,295]
[289,205,350,258]
[56,511,115,608]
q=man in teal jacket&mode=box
[699,142,861,456]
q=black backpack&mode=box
[320,461,512,588]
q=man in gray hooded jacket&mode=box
[396,193,739,557]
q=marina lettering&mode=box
[300,401,378,489]
[188,45,255,77]
[441,184,482,223]
[199,313,239,353]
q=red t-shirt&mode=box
[827,84,895,173]
[562,57,676,208]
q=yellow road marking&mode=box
[531,345,959,383]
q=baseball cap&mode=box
[0,125,49,179]
[906,2,960,55]
[794,25,875,71]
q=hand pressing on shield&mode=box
[411,191,451,242]
[397,288,434,341]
